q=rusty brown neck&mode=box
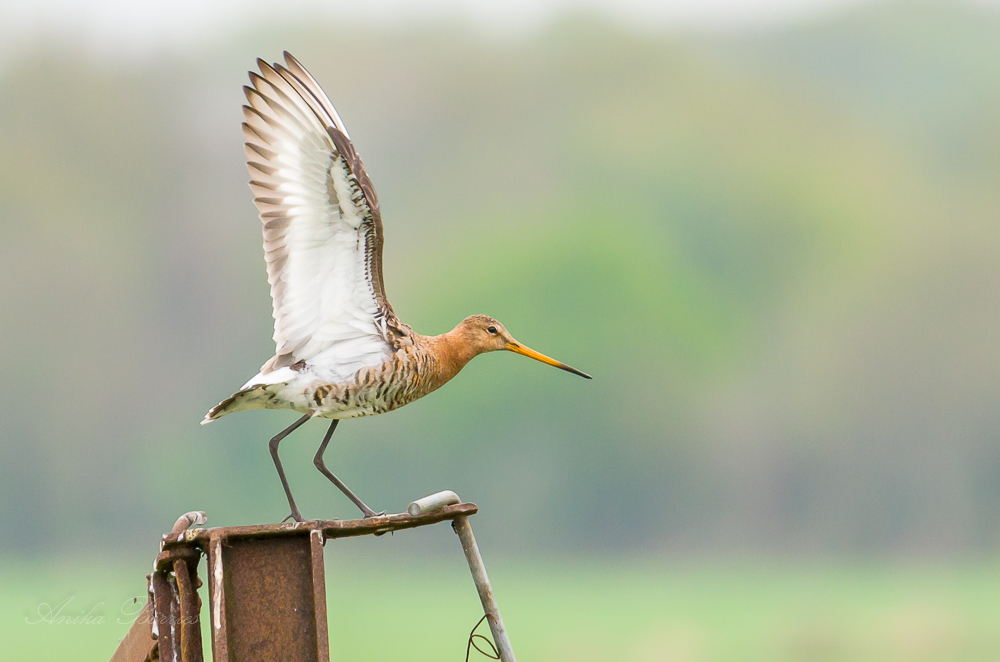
[421,326,484,389]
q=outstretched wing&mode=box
[241,52,406,380]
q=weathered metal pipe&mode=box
[171,511,208,534]
[407,490,461,516]
[453,516,516,662]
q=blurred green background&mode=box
[4,0,1000,659]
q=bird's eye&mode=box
[487,325,498,335]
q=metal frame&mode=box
[110,496,515,662]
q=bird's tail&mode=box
[201,385,273,424]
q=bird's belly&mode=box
[266,352,436,419]
[307,381,411,419]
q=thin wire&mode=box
[465,613,500,661]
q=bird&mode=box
[203,52,590,522]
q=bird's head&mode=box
[457,314,591,379]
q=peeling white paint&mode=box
[212,538,224,633]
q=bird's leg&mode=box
[269,413,312,523]
[313,419,382,519]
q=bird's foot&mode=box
[282,509,306,523]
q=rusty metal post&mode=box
[206,525,330,662]
[453,516,516,662]
[117,501,495,662]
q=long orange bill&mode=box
[506,341,592,379]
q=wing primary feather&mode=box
[248,162,279,177]
[249,180,279,195]
[272,63,341,137]
[246,142,278,161]
[282,52,351,137]
[242,122,270,145]
[258,61,331,129]
[248,72,324,139]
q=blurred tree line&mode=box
[2,0,1000,557]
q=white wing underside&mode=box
[240,58,391,387]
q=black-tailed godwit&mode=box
[204,53,590,521]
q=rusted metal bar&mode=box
[453,516,516,662]
[309,529,331,662]
[164,502,478,548]
[129,511,209,662]
[109,600,155,662]
[150,570,177,662]
[173,556,202,661]
[154,545,203,662]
